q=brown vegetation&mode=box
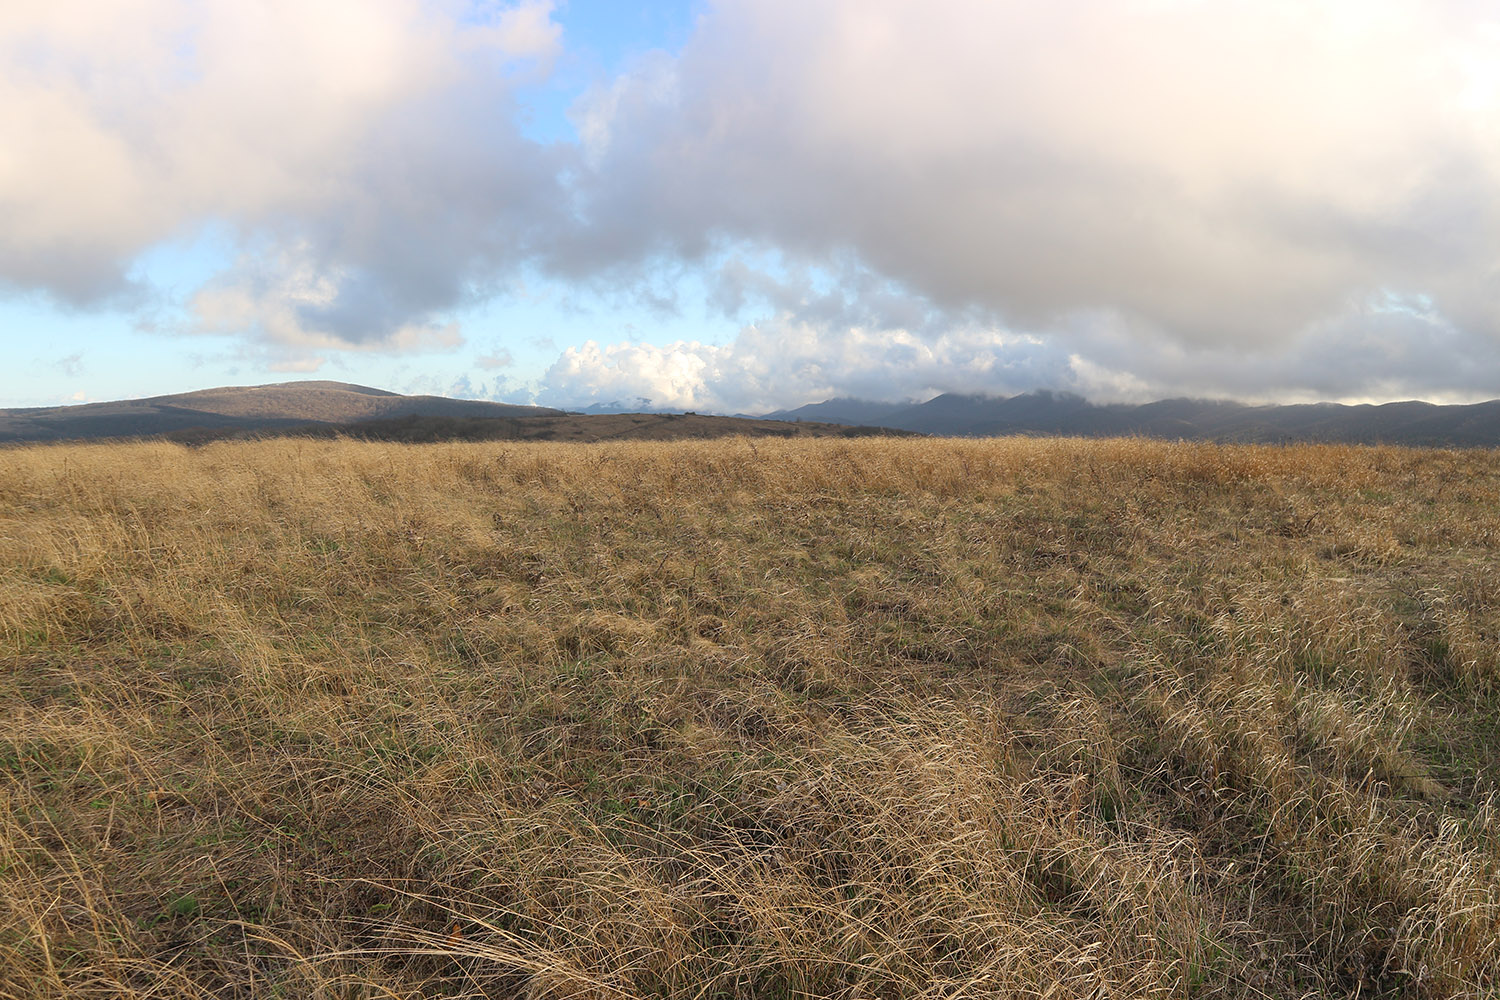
[2,436,1499,997]
[167,412,917,447]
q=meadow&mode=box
[2,435,1499,998]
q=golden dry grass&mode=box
[2,435,1499,998]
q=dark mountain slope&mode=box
[0,381,562,443]
[763,392,1500,446]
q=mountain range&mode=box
[4,382,1499,447]
[763,391,1500,447]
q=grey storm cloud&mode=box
[2,0,1498,403]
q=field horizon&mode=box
[4,435,1499,997]
[10,381,1500,449]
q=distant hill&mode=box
[0,381,563,443]
[765,391,1500,446]
[0,381,915,446]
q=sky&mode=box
[2,0,1498,412]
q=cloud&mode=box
[1060,295,1500,404]
[4,0,1499,403]
[1,0,567,346]
[538,281,1500,411]
[562,0,1500,364]
[537,316,1071,413]
[475,347,514,369]
[400,371,524,401]
[267,356,327,374]
[189,240,466,354]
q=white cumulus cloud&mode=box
[1,0,565,349]
[538,317,1074,413]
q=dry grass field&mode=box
[3,436,1499,998]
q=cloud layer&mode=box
[581,2,1499,334]
[538,296,1500,412]
[2,0,563,345]
[4,1,1498,405]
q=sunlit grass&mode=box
[2,435,1498,997]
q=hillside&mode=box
[0,383,910,446]
[0,381,563,443]
[4,436,1499,997]
[766,391,1500,445]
